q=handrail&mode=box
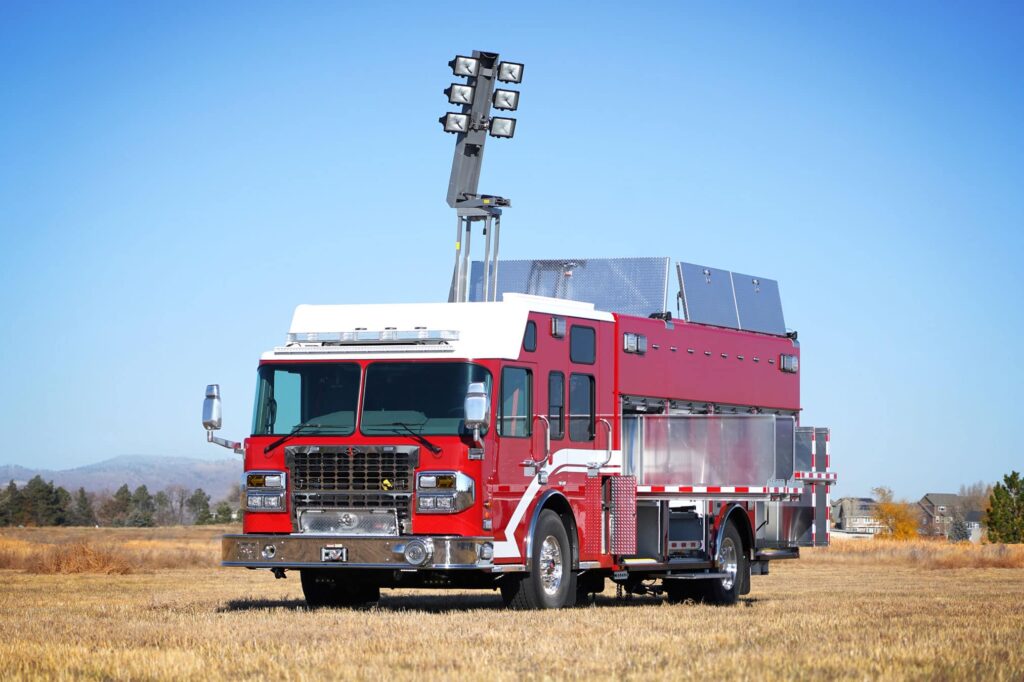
[588,418,613,472]
[529,414,551,467]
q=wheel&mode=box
[500,510,577,609]
[300,569,380,608]
[703,522,749,605]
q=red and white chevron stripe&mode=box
[636,485,803,496]
[793,471,838,483]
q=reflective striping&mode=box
[637,485,802,496]
[492,448,623,559]
[793,471,838,483]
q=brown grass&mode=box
[0,527,1022,680]
[805,536,1024,569]
[0,526,227,573]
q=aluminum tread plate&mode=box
[731,271,786,335]
[469,257,670,317]
[584,477,603,555]
[677,262,738,329]
[610,476,637,555]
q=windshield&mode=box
[253,363,360,436]
[361,362,492,436]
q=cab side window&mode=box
[570,325,595,364]
[548,372,565,439]
[569,373,595,441]
[500,367,532,437]
[523,321,537,352]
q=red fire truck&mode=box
[201,51,835,609]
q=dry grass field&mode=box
[1,527,1022,681]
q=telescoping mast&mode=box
[202,50,836,610]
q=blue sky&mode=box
[1,2,1021,500]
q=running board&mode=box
[662,572,731,581]
[755,548,800,561]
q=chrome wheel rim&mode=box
[719,537,738,591]
[539,535,563,596]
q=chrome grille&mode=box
[287,446,418,523]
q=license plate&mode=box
[321,545,348,562]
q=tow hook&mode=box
[272,568,287,579]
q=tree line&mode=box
[0,476,241,527]
[871,471,1023,543]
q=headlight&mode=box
[243,470,287,513]
[416,471,474,514]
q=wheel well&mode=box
[525,492,579,569]
[723,505,754,560]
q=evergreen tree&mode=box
[21,476,65,526]
[153,490,174,526]
[214,501,234,524]
[0,480,18,526]
[986,471,1024,543]
[98,484,133,527]
[948,511,971,542]
[186,488,213,525]
[55,486,72,526]
[71,487,97,526]
[127,485,156,527]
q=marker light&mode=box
[496,61,524,83]
[445,83,475,105]
[489,117,516,139]
[440,113,470,134]
[492,89,519,111]
[450,55,479,77]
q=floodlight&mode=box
[450,55,480,77]
[489,117,516,139]
[440,112,471,134]
[496,61,524,83]
[445,83,475,105]
[492,89,519,111]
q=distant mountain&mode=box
[0,455,241,497]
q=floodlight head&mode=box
[450,55,480,77]
[440,112,470,134]
[492,89,519,111]
[496,61,524,83]
[489,117,516,139]
[445,83,475,105]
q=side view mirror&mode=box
[202,384,243,454]
[464,382,490,440]
[203,384,223,431]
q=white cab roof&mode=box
[262,293,614,361]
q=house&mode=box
[918,493,965,538]
[831,497,884,534]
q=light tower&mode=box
[439,50,523,302]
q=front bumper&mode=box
[222,534,495,570]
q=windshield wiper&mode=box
[385,422,442,455]
[263,422,330,454]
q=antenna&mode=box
[439,50,523,302]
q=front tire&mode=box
[501,510,577,609]
[300,570,380,608]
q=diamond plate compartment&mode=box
[610,476,637,555]
[470,257,670,317]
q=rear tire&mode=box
[501,510,577,609]
[703,522,748,605]
[300,570,380,608]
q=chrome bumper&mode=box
[222,534,495,570]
